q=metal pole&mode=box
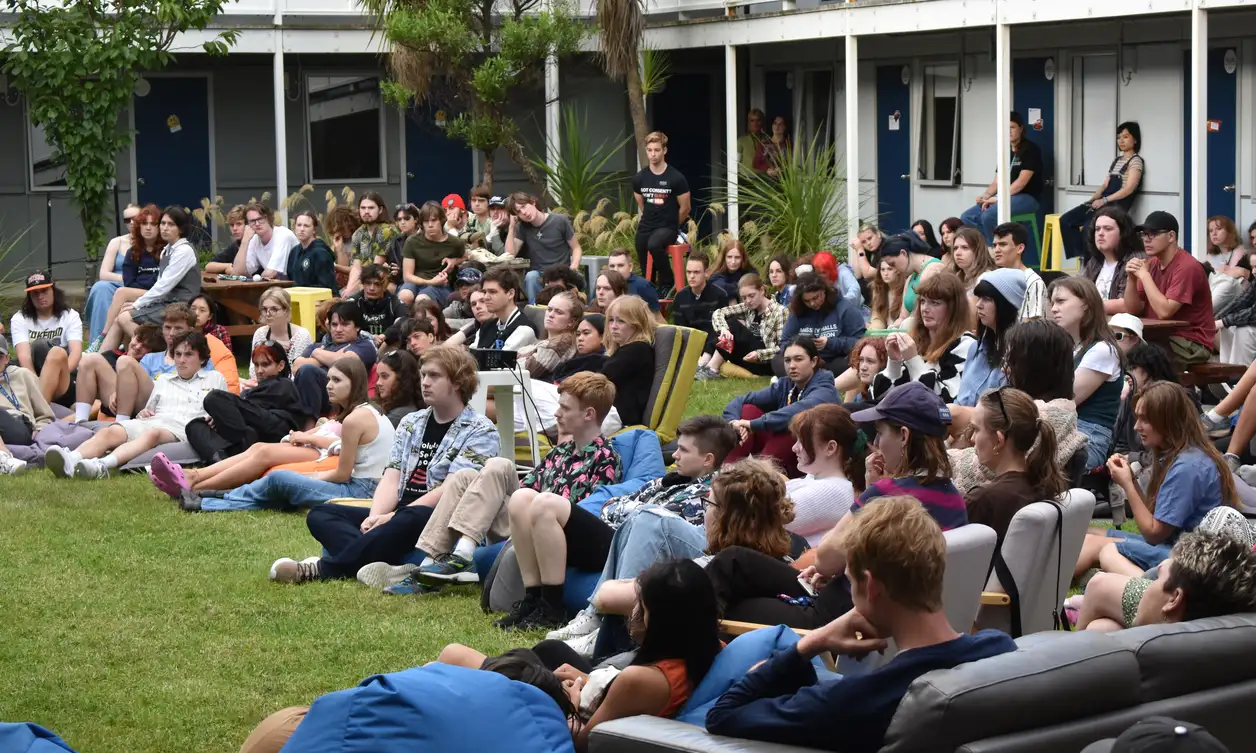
[725,44,739,236]
[845,35,859,246]
[273,26,289,225]
[45,197,52,272]
[545,52,560,196]
[1189,3,1207,259]
[113,181,122,237]
[994,21,1012,223]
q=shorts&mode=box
[399,283,452,306]
[120,415,188,443]
[563,503,616,572]
[1121,576,1153,628]
[1168,336,1211,367]
[1106,528,1173,571]
[132,299,179,326]
[30,340,77,406]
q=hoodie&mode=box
[723,368,839,434]
[779,297,866,363]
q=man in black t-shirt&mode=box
[632,131,691,292]
[960,111,1044,245]
[204,204,247,275]
[672,252,727,355]
[348,263,407,344]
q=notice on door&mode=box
[167,114,182,134]
[888,110,901,131]
[1208,120,1221,133]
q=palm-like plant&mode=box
[596,0,647,168]
[533,105,631,213]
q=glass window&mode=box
[1070,54,1117,186]
[801,68,834,150]
[28,114,67,190]
[917,62,960,183]
[306,75,384,182]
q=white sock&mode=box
[453,536,477,561]
[100,455,120,470]
[1207,409,1225,422]
[116,413,131,422]
[419,556,434,568]
[74,402,90,422]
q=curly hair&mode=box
[848,336,888,373]
[1165,533,1256,622]
[325,205,362,244]
[128,203,165,263]
[706,458,795,559]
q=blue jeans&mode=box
[201,470,378,512]
[1077,417,1114,471]
[524,270,544,304]
[587,507,707,608]
[959,194,1040,245]
[399,282,452,306]
[85,280,121,343]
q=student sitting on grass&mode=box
[159,358,394,512]
[10,270,83,406]
[699,274,786,381]
[842,336,887,404]
[374,348,423,426]
[269,346,498,584]
[292,300,378,418]
[706,497,1017,753]
[0,335,55,475]
[45,331,227,480]
[778,272,865,372]
[1075,381,1237,579]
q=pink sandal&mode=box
[149,453,190,499]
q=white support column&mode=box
[994,21,1011,223]
[272,25,288,224]
[545,53,561,194]
[845,35,859,246]
[725,43,740,236]
[1189,3,1208,260]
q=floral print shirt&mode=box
[522,434,621,502]
[350,223,398,264]
[599,472,714,529]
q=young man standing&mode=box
[1124,211,1215,366]
[443,194,468,237]
[401,201,465,307]
[494,372,623,630]
[232,202,299,279]
[504,192,583,304]
[706,496,1017,752]
[632,131,691,292]
[607,248,662,314]
[700,274,787,379]
[464,268,538,351]
[348,263,407,343]
[992,222,1048,321]
[672,253,729,356]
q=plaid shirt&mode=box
[599,472,714,529]
[712,299,788,361]
[522,434,621,502]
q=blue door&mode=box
[875,65,910,234]
[1013,57,1055,267]
[405,105,473,204]
[652,73,713,237]
[134,77,211,211]
[763,71,793,134]
[1183,47,1238,244]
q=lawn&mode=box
[0,375,765,753]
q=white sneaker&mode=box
[356,562,419,590]
[269,557,296,581]
[546,610,602,641]
[0,453,27,476]
[75,459,110,480]
[44,446,79,478]
[564,630,599,659]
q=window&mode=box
[800,68,834,152]
[1069,54,1117,186]
[306,75,385,182]
[28,113,67,190]
[917,62,960,183]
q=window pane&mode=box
[919,63,959,182]
[803,69,834,150]
[308,75,383,181]
[1070,54,1117,185]
[29,117,67,189]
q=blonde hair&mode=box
[557,371,617,423]
[605,295,656,355]
[646,131,668,148]
[420,345,480,405]
[226,204,248,224]
[837,495,946,611]
[259,286,291,312]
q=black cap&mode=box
[488,195,506,207]
[1080,717,1229,753]
[850,381,952,437]
[25,270,53,292]
[1136,211,1179,235]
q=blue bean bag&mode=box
[0,723,77,753]
[673,625,833,727]
[280,663,575,753]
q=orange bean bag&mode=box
[264,456,338,476]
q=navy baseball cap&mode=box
[850,381,952,437]
[1080,717,1229,753]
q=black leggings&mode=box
[187,391,294,462]
[724,319,775,376]
[705,545,852,629]
[635,227,677,291]
[306,503,436,579]
[563,503,616,572]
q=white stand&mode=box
[471,366,542,467]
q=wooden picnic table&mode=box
[1138,318,1188,347]
[201,276,294,339]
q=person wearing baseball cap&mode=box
[849,381,968,531]
[10,270,83,409]
[1125,210,1215,365]
[1080,717,1230,753]
[442,194,468,236]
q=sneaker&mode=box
[416,553,478,584]
[356,562,418,590]
[44,446,78,479]
[1202,412,1233,439]
[0,453,27,476]
[1240,464,1256,487]
[74,458,110,480]
[564,629,599,659]
[269,557,323,583]
[383,574,442,596]
[1225,453,1242,474]
[694,366,721,382]
[493,594,541,630]
[178,489,203,512]
[514,599,568,632]
[546,610,602,641]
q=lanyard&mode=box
[0,369,20,413]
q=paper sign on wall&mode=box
[888,110,901,131]
[1028,108,1044,131]
[1208,120,1222,133]
[167,114,182,134]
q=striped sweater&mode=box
[871,334,975,405]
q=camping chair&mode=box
[616,325,707,444]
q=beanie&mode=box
[977,268,1028,311]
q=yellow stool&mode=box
[1039,214,1079,274]
[286,287,335,335]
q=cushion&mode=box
[577,429,666,515]
[0,724,77,753]
[279,663,575,753]
[119,440,201,472]
[1109,613,1256,703]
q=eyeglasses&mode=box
[259,306,284,315]
[1139,230,1168,241]
[394,203,418,215]
[247,217,268,226]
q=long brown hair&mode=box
[910,272,971,363]
[1137,382,1238,512]
[883,421,952,482]
[1207,215,1241,257]
[1048,275,1122,363]
[978,388,1067,499]
[790,403,866,490]
[328,356,370,422]
[950,227,996,288]
[870,257,905,324]
[707,458,795,559]
[129,203,166,263]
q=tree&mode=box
[366,0,586,194]
[3,0,238,280]
[595,0,647,168]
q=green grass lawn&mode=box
[0,375,765,753]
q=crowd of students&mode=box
[6,122,1256,753]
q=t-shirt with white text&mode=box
[633,164,690,232]
[9,309,83,348]
[400,416,453,504]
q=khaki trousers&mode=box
[239,706,308,753]
[416,457,518,557]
